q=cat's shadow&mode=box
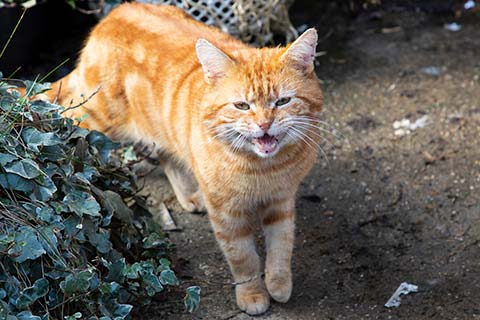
[285,147,419,312]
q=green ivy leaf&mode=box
[158,258,171,270]
[0,173,34,192]
[30,100,63,114]
[159,269,178,286]
[184,286,201,313]
[99,282,120,295]
[15,278,49,309]
[16,311,42,320]
[68,127,90,139]
[24,80,51,97]
[60,269,94,296]
[0,300,10,319]
[141,272,163,296]
[87,131,120,164]
[112,303,132,319]
[4,159,43,179]
[35,207,55,222]
[38,225,60,256]
[125,263,142,280]
[100,190,133,224]
[34,175,58,201]
[8,226,46,263]
[21,127,62,152]
[0,152,16,166]
[85,227,112,254]
[142,233,165,249]
[64,312,82,320]
[64,191,101,217]
[105,258,126,283]
[63,216,85,240]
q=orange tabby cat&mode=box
[45,3,323,315]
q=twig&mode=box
[60,85,101,114]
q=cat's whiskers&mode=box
[288,126,330,165]
[230,133,247,155]
[293,116,344,140]
[285,129,318,155]
[278,117,335,148]
[281,119,342,142]
[285,121,335,148]
[294,125,334,149]
[292,121,341,140]
[208,127,237,143]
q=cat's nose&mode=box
[259,121,272,132]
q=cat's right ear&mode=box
[196,39,234,84]
[281,28,318,75]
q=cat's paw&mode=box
[235,281,270,315]
[265,273,292,303]
[178,192,205,213]
[178,199,198,213]
[188,191,206,212]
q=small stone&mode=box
[323,210,334,216]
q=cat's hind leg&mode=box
[160,158,205,213]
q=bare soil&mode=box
[135,2,480,320]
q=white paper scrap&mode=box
[444,22,462,32]
[384,282,419,308]
[464,0,475,10]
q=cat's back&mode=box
[59,2,246,111]
[56,2,246,158]
[92,3,243,51]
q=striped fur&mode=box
[46,3,323,315]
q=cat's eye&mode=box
[234,102,250,110]
[275,97,291,107]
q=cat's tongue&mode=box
[253,134,278,154]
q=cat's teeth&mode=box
[253,134,279,154]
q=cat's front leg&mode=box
[208,209,270,315]
[261,198,295,303]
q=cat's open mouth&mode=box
[251,134,282,156]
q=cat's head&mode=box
[197,29,324,158]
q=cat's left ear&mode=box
[196,39,235,84]
[281,28,318,74]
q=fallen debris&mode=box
[158,202,180,231]
[444,22,462,32]
[382,26,402,34]
[323,210,335,216]
[393,115,429,136]
[420,66,442,76]
[422,151,436,164]
[464,0,475,10]
[385,282,419,308]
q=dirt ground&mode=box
[134,3,480,320]
[7,1,479,319]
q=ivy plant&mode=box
[0,74,200,319]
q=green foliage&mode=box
[0,74,200,318]
[184,286,201,313]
